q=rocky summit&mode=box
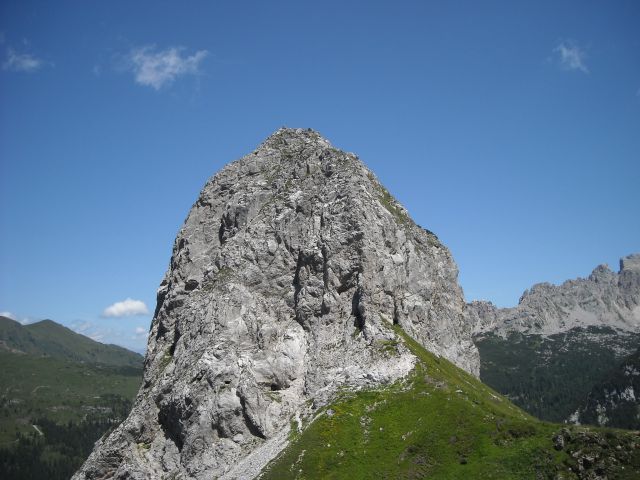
[73,128,478,479]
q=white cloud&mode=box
[102,298,149,318]
[0,311,33,324]
[70,320,118,343]
[72,320,92,333]
[69,320,147,353]
[133,326,148,341]
[553,41,588,74]
[3,47,44,72]
[127,45,208,90]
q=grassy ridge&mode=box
[0,316,143,368]
[260,326,640,479]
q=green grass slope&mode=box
[0,316,143,368]
[261,326,640,480]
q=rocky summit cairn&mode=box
[74,128,479,480]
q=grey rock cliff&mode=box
[74,128,479,480]
[468,254,640,337]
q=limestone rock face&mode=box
[468,254,640,337]
[74,128,478,479]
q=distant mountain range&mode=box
[468,254,640,336]
[0,316,143,368]
[0,316,143,480]
[470,254,640,429]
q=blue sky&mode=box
[1,1,638,352]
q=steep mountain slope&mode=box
[570,346,640,429]
[470,256,640,425]
[74,128,479,479]
[0,316,143,368]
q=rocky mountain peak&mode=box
[236,127,351,182]
[74,128,479,480]
[259,127,334,150]
[588,263,615,283]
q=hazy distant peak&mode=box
[621,253,640,273]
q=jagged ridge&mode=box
[467,253,640,336]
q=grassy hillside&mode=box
[0,316,143,368]
[260,326,640,479]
